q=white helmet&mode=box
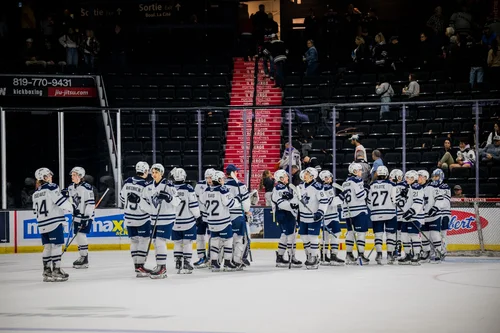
[274,169,288,182]
[170,167,187,182]
[305,167,318,180]
[299,170,306,181]
[70,166,85,177]
[405,170,418,181]
[204,168,216,179]
[348,163,362,175]
[135,161,150,175]
[319,170,333,182]
[376,166,389,177]
[151,163,165,175]
[389,169,403,182]
[418,170,429,180]
[35,168,53,181]
[212,170,225,184]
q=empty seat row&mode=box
[123,154,221,169]
[106,76,229,89]
[122,113,226,126]
[122,127,224,140]
[108,87,228,101]
[122,140,222,154]
[106,64,232,76]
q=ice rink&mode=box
[1,250,500,333]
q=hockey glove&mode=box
[428,206,439,217]
[79,219,90,230]
[158,191,172,203]
[402,208,416,221]
[400,187,409,199]
[127,192,141,204]
[196,216,203,227]
[290,203,299,210]
[72,205,81,218]
[337,191,346,202]
[314,211,324,221]
[61,188,69,198]
[282,192,293,200]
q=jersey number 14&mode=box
[35,200,49,218]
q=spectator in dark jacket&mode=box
[417,32,435,68]
[291,165,301,186]
[304,39,319,76]
[465,35,487,88]
[372,32,388,70]
[260,170,274,206]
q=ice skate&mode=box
[290,256,303,268]
[320,249,331,266]
[375,252,383,265]
[242,257,251,267]
[398,253,412,265]
[411,253,421,266]
[359,253,370,265]
[210,259,221,272]
[73,255,88,269]
[233,261,245,271]
[387,252,395,265]
[275,251,289,268]
[194,254,208,269]
[43,264,53,282]
[149,265,167,279]
[430,256,442,264]
[345,252,358,265]
[420,251,430,263]
[175,257,182,274]
[223,259,237,272]
[182,259,194,274]
[330,253,345,266]
[52,267,69,282]
[305,255,319,270]
[134,264,151,278]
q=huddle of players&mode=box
[119,162,252,278]
[272,163,451,268]
[32,166,96,282]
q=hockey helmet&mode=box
[150,163,165,175]
[431,169,445,183]
[405,170,418,181]
[70,166,85,178]
[135,161,150,175]
[35,167,53,181]
[204,168,216,179]
[305,167,318,180]
[212,170,225,184]
[348,163,362,175]
[376,166,389,177]
[274,169,288,182]
[389,169,403,182]
[319,170,333,182]
[417,170,429,180]
[170,167,187,182]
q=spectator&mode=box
[291,165,301,186]
[465,35,487,89]
[21,177,36,208]
[370,150,384,180]
[417,32,435,68]
[303,39,318,76]
[59,27,80,68]
[486,123,499,145]
[438,139,456,170]
[84,175,99,203]
[22,38,46,67]
[449,139,476,170]
[303,156,321,172]
[259,170,274,206]
[251,4,268,45]
[371,32,388,70]
[238,10,254,62]
[427,6,446,38]
[110,24,128,69]
[349,134,367,161]
[452,185,465,198]
[279,142,301,172]
[6,182,15,208]
[479,135,500,165]
[375,74,394,118]
[261,30,274,79]
[449,6,473,35]
[387,36,403,71]
[402,73,420,99]
[80,29,100,69]
[362,8,379,36]
[351,36,368,70]
[42,39,64,68]
[444,35,462,81]
[481,24,497,48]
[264,34,287,88]
[354,150,371,185]
[487,37,500,79]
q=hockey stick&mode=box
[287,183,302,269]
[230,171,253,262]
[63,188,109,254]
[406,217,443,259]
[343,192,363,266]
[145,180,169,261]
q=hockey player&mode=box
[200,171,238,272]
[140,163,180,279]
[271,169,302,268]
[428,169,451,262]
[171,168,201,274]
[318,170,345,265]
[33,168,73,282]
[342,163,370,264]
[225,164,251,269]
[418,170,433,262]
[297,167,329,269]
[399,170,425,265]
[119,161,151,277]
[67,166,95,269]
[193,168,215,268]
[389,169,405,257]
[368,166,398,264]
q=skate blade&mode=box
[306,265,319,270]
[276,263,289,268]
[194,264,208,269]
[319,262,331,266]
[135,273,150,278]
[149,273,167,279]
[43,277,54,282]
[211,268,221,272]
[387,261,395,265]
[291,264,303,268]
[182,269,193,274]
[411,262,421,266]
[73,264,89,269]
[430,260,442,264]
[223,267,236,272]
[346,261,359,265]
[52,277,68,282]
[332,261,345,266]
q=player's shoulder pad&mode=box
[428,181,440,187]
[81,182,93,191]
[43,183,58,191]
[184,184,194,192]
[439,183,450,190]
[197,180,207,185]
[144,180,153,186]
[312,181,323,190]
[275,183,286,190]
[411,183,422,190]
[219,185,230,194]
[225,179,237,186]
[323,183,332,190]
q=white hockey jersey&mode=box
[119,177,150,227]
[200,185,237,232]
[368,180,397,221]
[194,180,208,205]
[341,176,368,218]
[323,184,343,224]
[434,183,451,217]
[423,181,438,222]
[68,182,95,223]
[298,181,329,223]
[394,181,408,222]
[457,145,476,165]
[140,179,180,226]
[32,183,73,233]
[402,183,425,221]
[225,178,250,220]
[173,183,201,231]
[271,182,298,213]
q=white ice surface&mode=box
[1,250,500,333]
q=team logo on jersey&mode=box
[448,211,489,235]
[301,194,310,205]
[72,195,81,207]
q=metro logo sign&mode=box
[448,210,489,235]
